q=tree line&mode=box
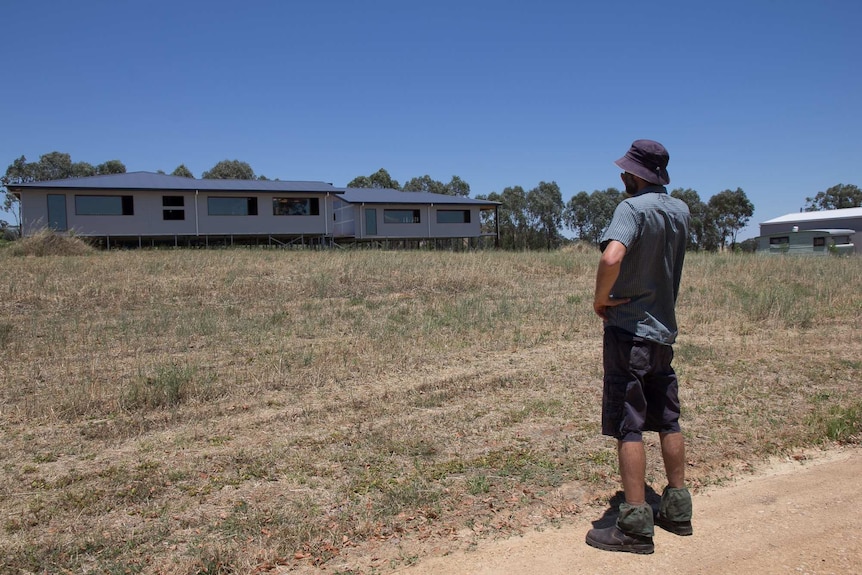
[2,152,860,251]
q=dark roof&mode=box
[337,187,500,206]
[7,171,341,194]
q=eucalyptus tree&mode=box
[202,159,256,180]
[804,183,862,211]
[563,188,623,245]
[527,181,564,250]
[347,168,400,189]
[671,188,707,250]
[707,188,754,250]
[171,164,194,178]
[96,160,126,175]
[494,186,529,250]
[402,174,446,194]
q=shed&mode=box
[758,207,862,254]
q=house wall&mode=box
[354,204,485,239]
[757,230,858,255]
[21,189,335,237]
[332,198,356,237]
[20,191,51,235]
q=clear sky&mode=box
[2,0,860,239]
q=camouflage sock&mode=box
[660,486,692,522]
[617,502,654,538]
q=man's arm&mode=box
[593,240,630,319]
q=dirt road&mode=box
[406,447,862,575]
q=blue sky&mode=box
[2,0,860,239]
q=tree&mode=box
[402,174,472,196]
[670,188,707,251]
[444,175,470,197]
[1,156,31,224]
[32,151,75,181]
[403,174,446,194]
[563,188,623,245]
[347,168,400,189]
[96,160,126,175]
[527,181,564,250]
[492,186,529,250]
[804,183,862,211]
[202,159,255,180]
[171,164,194,178]
[707,188,754,250]
[72,162,97,178]
[563,191,592,241]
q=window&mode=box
[208,197,258,216]
[833,235,851,245]
[384,209,420,224]
[769,236,789,245]
[163,210,185,220]
[163,196,185,220]
[273,197,320,216]
[437,209,471,224]
[75,195,134,215]
[813,237,826,247]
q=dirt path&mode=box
[405,447,862,575]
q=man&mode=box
[585,139,692,554]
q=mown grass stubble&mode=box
[0,247,860,573]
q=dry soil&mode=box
[404,446,862,575]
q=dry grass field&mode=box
[1,238,860,574]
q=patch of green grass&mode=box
[466,474,491,495]
[807,402,862,443]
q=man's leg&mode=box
[657,431,693,535]
[619,439,646,503]
[660,431,685,488]
[586,438,654,553]
[587,328,654,553]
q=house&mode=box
[757,207,862,255]
[7,172,500,247]
[757,228,856,255]
[332,188,499,245]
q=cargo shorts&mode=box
[602,326,681,442]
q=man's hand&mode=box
[593,293,630,319]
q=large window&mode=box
[273,197,320,216]
[75,195,134,215]
[163,196,185,221]
[208,197,258,216]
[436,209,471,224]
[384,209,420,224]
[769,236,789,245]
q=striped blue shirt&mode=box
[600,186,690,344]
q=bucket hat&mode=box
[615,140,670,185]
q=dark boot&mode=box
[655,485,693,536]
[585,525,654,554]
[586,502,654,554]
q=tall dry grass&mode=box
[0,246,860,573]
